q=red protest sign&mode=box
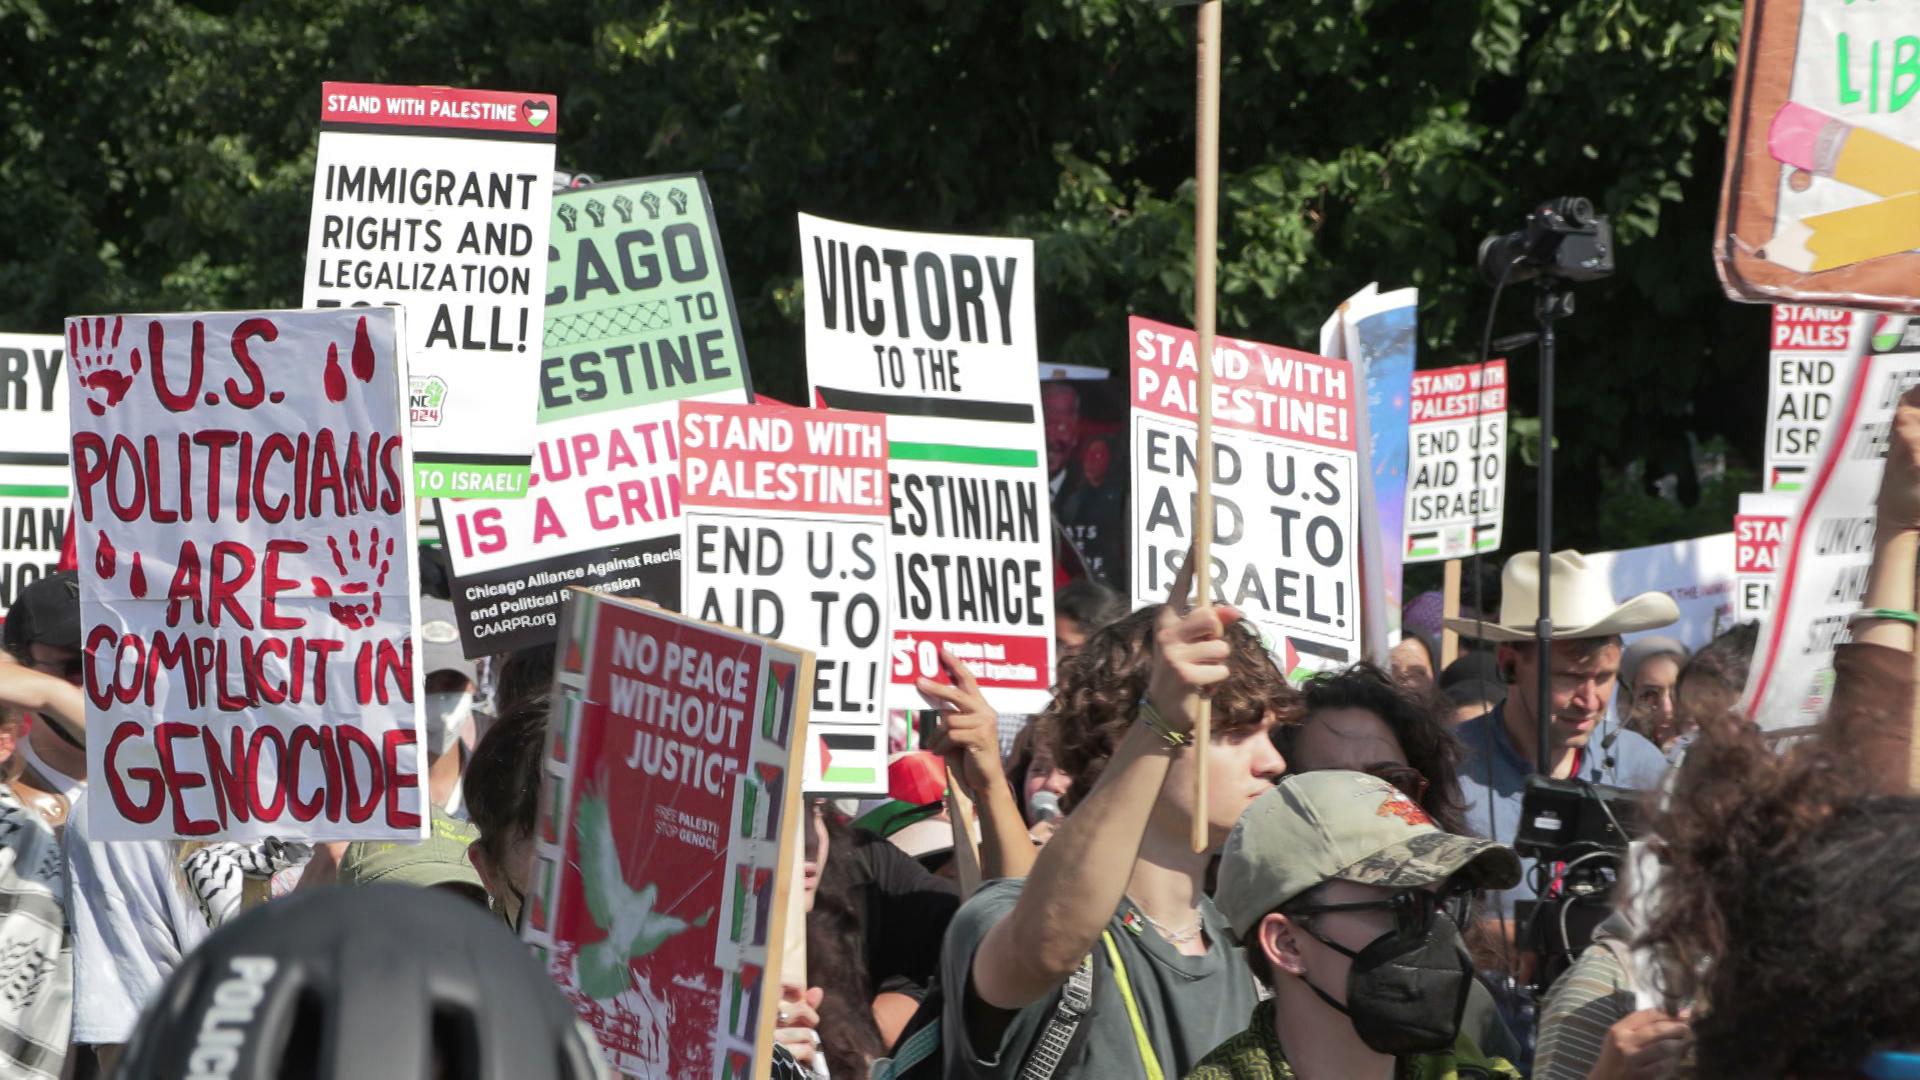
[67,309,423,841]
[524,589,810,1079]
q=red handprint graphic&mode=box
[323,316,379,403]
[69,316,141,416]
[310,527,395,630]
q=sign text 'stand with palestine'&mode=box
[67,309,425,840]
[799,215,1054,713]
[0,335,70,621]
[441,176,752,657]
[679,401,892,795]
[1736,491,1795,622]
[1128,316,1361,683]
[522,590,809,1080]
[1403,360,1507,564]
[304,83,557,500]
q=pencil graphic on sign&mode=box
[1763,192,1920,273]
[1770,103,1920,200]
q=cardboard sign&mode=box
[0,335,70,622]
[441,176,752,658]
[1718,0,1920,311]
[798,214,1054,713]
[1403,360,1507,564]
[1765,305,1856,492]
[67,309,424,840]
[1320,285,1415,653]
[303,82,558,499]
[522,589,809,1080]
[1127,316,1361,681]
[1745,312,1911,730]
[1735,492,1796,621]
[679,401,891,795]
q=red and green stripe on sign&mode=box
[889,442,1037,468]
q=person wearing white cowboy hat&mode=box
[1439,550,1679,927]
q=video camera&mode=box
[1514,774,1641,995]
[1476,197,1616,285]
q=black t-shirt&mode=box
[850,829,960,1001]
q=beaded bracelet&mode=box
[1849,607,1920,626]
[1138,699,1193,747]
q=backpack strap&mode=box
[1016,950,1098,1080]
[1100,930,1166,1080]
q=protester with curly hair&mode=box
[938,602,1294,1079]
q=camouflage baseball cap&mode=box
[337,811,485,894]
[1215,770,1522,942]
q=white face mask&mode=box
[424,690,474,756]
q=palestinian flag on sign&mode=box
[818,733,879,787]
[1407,531,1440,559]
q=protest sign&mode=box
[1320,285,1415,653]
[522,589,809,1080]
[799,214,1054,713]
[1735,492,1796,621]
[67,309,424,840]
[679,400,891,795]
[1045,373,1129,590]
[1745,312,1908,731]
[1582,534,1738,652]
[1718,0,1920,311]
[1128,316,1360,681]
[1765,305,1856,492]
[303,82,557,499]
[1403,360,1507,564]
[442,176,753,657]
[0,335,70,622]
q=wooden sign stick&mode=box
[1190,0,1224,855]
[1441,559,1462,668]
[946,766,984,899]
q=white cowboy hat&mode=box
[1441,550,1680,643]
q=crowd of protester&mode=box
[5,400,1920,1079]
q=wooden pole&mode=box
[946,767,983,898]
[1441,558,1462,668]
[1910,576,1920,792]
[1190,0,1223,855]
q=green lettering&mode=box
[1841,33,1863,105]
[1894,36,1920,112]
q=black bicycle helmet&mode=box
[116,885,607,1080]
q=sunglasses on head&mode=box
[1361,762,1429,802]
[1294,885,1472,940]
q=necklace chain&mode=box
[1128,898,1203,945]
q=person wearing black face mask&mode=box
[1194,771,1524,1080]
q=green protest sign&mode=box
[538,176,750,422]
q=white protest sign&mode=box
[1128,316,1361,683]
[1404,360,1507,564]
[304,82,557,501]
[441,176,753,658]
[67,309,424,840]
[1735,492,1796,622]
[0,335,70,622]
[679,401,891,795]
[799,214,1054,714]
[1764,305,1855,493]
[1746,312,1911,732]
[1581,534,1738,652]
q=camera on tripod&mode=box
[1477,197,1616,285]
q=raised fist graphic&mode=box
[639,191,661,220]
[557,203,579,233]
[310,527,395,631]
[667,188,689,215]
[612,195,634,224]
[584,199,607,228]
[69,316,141,417]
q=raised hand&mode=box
[920,646,1005,800]
[1146,603,1244,735]
[69,316,141,416]
[310,527,395,630]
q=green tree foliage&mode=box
[0,0,1761,552]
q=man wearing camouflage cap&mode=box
[1192,771,1524,1080]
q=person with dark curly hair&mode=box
[1276,662,1470,836]
[937,602,1293,1079]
